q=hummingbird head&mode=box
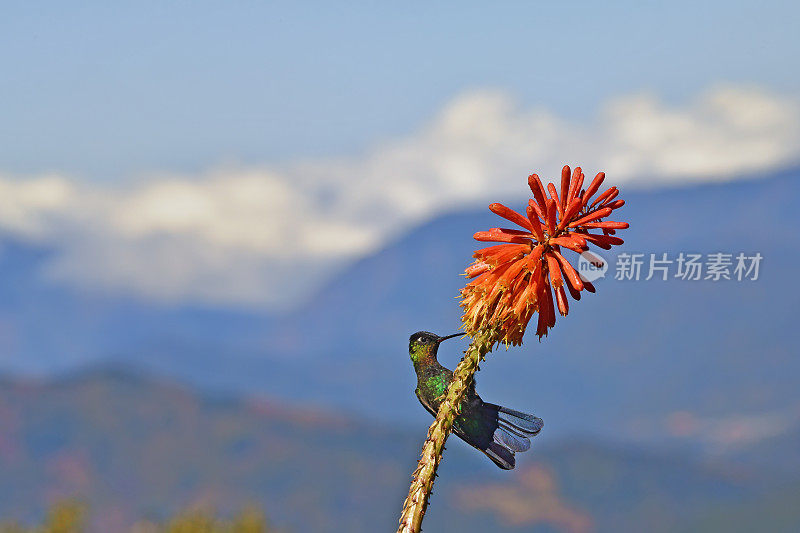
[409,331,463,366]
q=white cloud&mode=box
[0,85,798,308]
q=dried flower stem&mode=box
[397,328,496,533]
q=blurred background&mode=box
[1,2,799,531]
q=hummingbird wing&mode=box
[415,388,438,417]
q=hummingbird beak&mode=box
[438,332,465,343]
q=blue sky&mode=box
[0,2,798,309]
[2,1,798,180]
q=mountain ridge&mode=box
[1,368,796,532]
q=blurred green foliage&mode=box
[155,506,273,533]
[0,501,85,533]
[0,502,275,533]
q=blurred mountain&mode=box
[0,168,798,448]
[0,370,796,532]
[268,167,799,439]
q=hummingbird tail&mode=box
[485,441,516,470]
[496,406,544,436]
[482,404,544,470]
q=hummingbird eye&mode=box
[409,331,436,347]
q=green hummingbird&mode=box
[409,331,543,470]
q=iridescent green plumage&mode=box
[409,331,543,470]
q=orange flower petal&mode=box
[526,205,546,242]
[497,257,528,288]
[552,250,584,291]
[545,252,563,288]
[543,280,556,328]
[523,245,545,273]
[582,172,605,203]
[548,236,584,253]
[512,280,535,318]
[556,232,588,248]
[535,270,551,336]
[547,183,565,219]
[591,186,618,207]
[568,167,584,202]
[489,203,534,232]
[474,229,533,244]
[536,308,548,337]
[546,199,557,236]
[528,174,548,213]
[581,221,629,230]
[556,285,569,316]
[474,243,529,265]
[568,207,613,228]
[601,188,620,205]
[473,243,518,257]
[560,165,571,211]
[566,280,582,301]
[581,233,625,248]
[558,197,584,231]
[464,261,491,278]
[528,198,544,220]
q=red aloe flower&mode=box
[460,165,628,344]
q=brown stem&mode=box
[396,329,495,533]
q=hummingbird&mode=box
[409,331,543,470]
